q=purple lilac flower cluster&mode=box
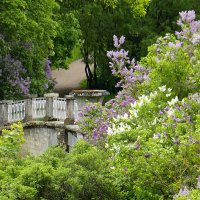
[154,10,200,93]
[79,103,116,142]
[4,54,30,95]
[44,58,56,90]
[190,92,200,103]
[156,10,200,57]
[106,35,148,109]
[81,11,200,143]
[81,35,148,142]
[176,10,200,44]
[174,175,200,199]
[44,58,52,79]
[107,35,149,90]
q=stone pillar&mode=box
[0,100,13,125]
[44,93,59,121]
[24,94,38,122]
[64,95,75,125]
[69,90,110,121]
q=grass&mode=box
[64,46,82,67]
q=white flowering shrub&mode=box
[105,89,200,199]
[140,11,200,99]
[78,10,200,199]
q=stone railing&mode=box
[0,90,109,126]
[32,97,46,119]
[8,100,26,123]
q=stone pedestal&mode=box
[69,90,110,121]
[0,100,13,125]
[64,95,75,125]
[24,95,37,122]
[44,93,59,120]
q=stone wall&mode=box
[19,121,83,156]
[21,127,60,156]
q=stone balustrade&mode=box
[0,90,110,126]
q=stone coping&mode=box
[44,93,59,98]
[0,121,83,134]
[70,90,110,97]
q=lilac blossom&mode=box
[190,93,200,103]
[175,186,190,198]
[107,35,149,90]
[159,110,164,115]
[134,143,140,150]
[4,54,30,95]
[113,35,120,48]
[80,35,146,141]
[172,115,181,123]
[176,10,200,46]
[44,58,52,79]
[119,35,125,45]
[44,58,56,90]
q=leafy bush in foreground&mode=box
[106,90,200,199]
[0,140,123,200]
[0,123,24,158]
[1,10,200,200]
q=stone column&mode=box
[64,95,75,125]
[24,94,38,122]
[44,93,59,121]
[69,90,110,121]
[0,100,13,125]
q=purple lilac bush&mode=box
[4,54,30,96]
[79,10,200,199]
[142,10,200,98]
[44,58,56,90]
[80,10,200,141]
[79,35,148,142]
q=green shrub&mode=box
[106,89,200,199]
[0,141,123,200]
[0,123,25,158]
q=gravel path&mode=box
[52,59,86,96]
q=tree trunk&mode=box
[82,46,93,89]
[93,54,97,88]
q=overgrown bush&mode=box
[0,140,123,200]
[0,122,24,158]
[106,90,200,199]
[0,10,199,200]
[79,10,200,199]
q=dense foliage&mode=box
[129,0,200,60]
[1,1,199,98]
[141,10,200,98]
[0,0,60,99]
[0,123,24,158]
[0,0,81,99]
[62,0,200,91]
[0,137,123,199]
[0,6,200,200]
[79,11,200,199]
[61,0,150,90]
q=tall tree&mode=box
[50,1,81,68]
[62,0,150,90]
[129,0,200,60]
[0,0,58,99]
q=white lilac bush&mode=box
[141,10,200,98]
[79,10,200,199]
[106,89,200,199]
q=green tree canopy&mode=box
[0,0,58,99]
[60,0,150,90]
